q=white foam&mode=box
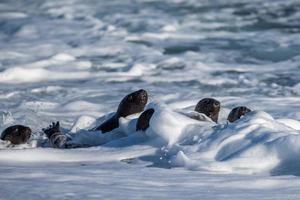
[277,119,300,131]
[0,67,91,83]
[70,115,97,133]
[0,12,27,19]
[63,101,99,112]
[0,0,300,198]
[147,102,203,146]
[125,104,300,174]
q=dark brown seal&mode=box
[1,125,31,145]
[95,89,148,133]
[194,98,220,123]
[136,108,155,131]
[227,106,251,123]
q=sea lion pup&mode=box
[0,125,31,145]
[194,98,220,123]
[227,106,252,123]
[95,89,148,133]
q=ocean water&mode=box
[0,0,300,199]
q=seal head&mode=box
[1,125,31,145]
[227,106,252,123]
[195,98,220,123]
[96,89,148,133]
[117,89,148,117]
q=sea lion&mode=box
[95,89,148,133]
[227,106,252,123]
[0,125,31,145]
[194,98,220,123]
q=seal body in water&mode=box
[95,89,148,133]
[0,125,31,145]
[43,89,149,148]
[194,98,220,123]
[227,106,251,123]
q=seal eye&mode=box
[214,102,220,107]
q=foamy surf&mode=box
[1,0,300,199]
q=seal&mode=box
[0,125,31,145]
[194,98,220,123]
[95,89,148,133]
[227,106,251,123]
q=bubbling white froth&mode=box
[0,1,300,197]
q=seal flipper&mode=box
[136,109,155,131]
[43,122,69,148]
[95,115,119,133]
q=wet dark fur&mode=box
[1,125,31,145]
[96,89,148,133]
[136,108,155,131]
[43,121,61,139]
[227,106,251,123]
[43,121,68,148]
[194,98,220,123]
